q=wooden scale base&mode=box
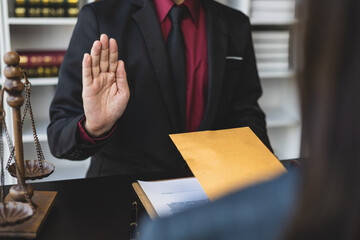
[0,191,57,238]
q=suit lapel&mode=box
[199,0,228,130]
[131,0,183,132]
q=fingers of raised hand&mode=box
[116,60,129,93]
[100,34,109,73]
[90,40,101,78]
[90,34,118,77]
[108,38,119,73]
[82,53,92,87]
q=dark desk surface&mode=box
[2,159,300,240]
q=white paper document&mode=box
[138,177,209,218]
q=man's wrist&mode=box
[78,117,118,144]
[83,120,112,138]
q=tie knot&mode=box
[168,5,187,25]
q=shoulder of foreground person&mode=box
[140,170,301,240]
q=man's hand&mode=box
[82,34,130,137]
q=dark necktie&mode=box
[168,5,187,130]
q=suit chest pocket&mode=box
[225,57,243,71]
[224,58,244,89]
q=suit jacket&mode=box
[140,171,300,240]
[47,0,272,177]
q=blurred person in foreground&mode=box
[140,0,360,239]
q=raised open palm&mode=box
[82,34,130,137]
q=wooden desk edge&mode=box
[132,182,158,220]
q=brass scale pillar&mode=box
[3,51,34,201]
[0,51,57,238]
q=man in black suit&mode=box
[47,0,272,177]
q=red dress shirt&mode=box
[154,0,208,132]
[79,0,208,142]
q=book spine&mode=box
[250,0,296,21]
[15,0,79,17]
[16,0,79,8]
[15,0,26,7]
[18,50,65,77]
[22,66,59,78]
[67,7,79,17]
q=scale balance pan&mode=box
[8,159,55,180]
[0,201,34,225]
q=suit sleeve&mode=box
[225,17,272,151]
[47,4,109,160]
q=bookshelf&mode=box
[8,18,78,25]
[25,77,58,86]
[0,2,3,78]
[0,1,13,185]
[216,0,301,160]
[0,0,92,184]
[0,0,300,184]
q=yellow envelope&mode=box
[170,127,286,200]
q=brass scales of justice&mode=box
[0,51,57,238]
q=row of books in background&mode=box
[16,31,289,78]
[252,30,291,74]
[250,0,296,22]
[18,50,66,78]
[14,0,79,17]
[17,31,290,78]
